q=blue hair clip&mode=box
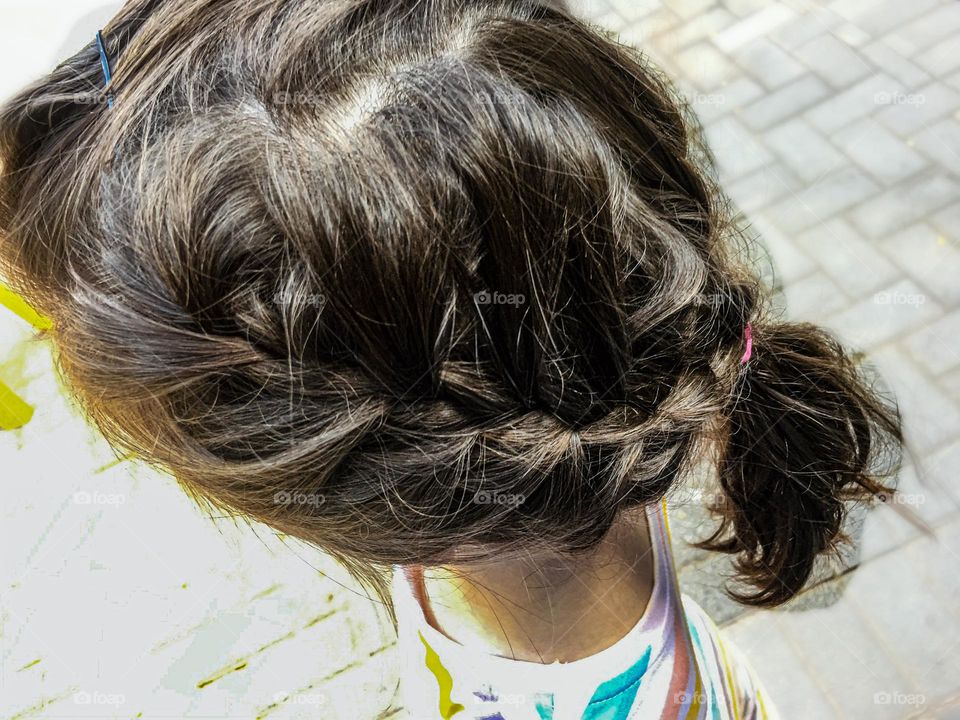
[95,30,114,109]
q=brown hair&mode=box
[0,0,900,610]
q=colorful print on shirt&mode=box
[395,500,777,720]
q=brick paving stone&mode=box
[674,41,741,91]
[910,117,960,164]
[848,171,959,239]
[870,344,960,452]
[603,0,659,23]
[732,37,806,90]
[773,591,920,719]
[795,217,900,297]
[683,76,765,124]
[782,270,851,321]
[659,7,738,50]
[703,114,775,178]
[915,36,960,77]
[667,0,714,20]
[805,72,907,133]
[740,74,831,130]
[723,612,843,720]
[926,442,960,505]
[763,117,845,182]
[794,32,874,89]
[859,503,923,563]
[828,0,943,38]
[720,0,776,20]
[714,0,795,53]
[881,223,960,307]
[832,118,928,184]
[824,278,943,351]
[713,3,795,51]
[887,2,960,57]
[615,8,679,48]
[763,165,880,236]
[931,204,960,250]
[833,21,873,48]
[875,81,960,137]
[739,212,816,285]
[860,39,933,88]
[724,162,804,214]
[770,5,840,51]
[847,521,960,693]
[712,75,766,110]
[946,70,960,94]
[882,458,960,529]
[904,309,960,375]
[942,366,960,402]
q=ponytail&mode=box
[701,321,902,606]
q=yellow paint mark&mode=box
[0,283,52,331]
[251,583,282,600]
[937,235,947,246]
[304,609,338,628]
[0,378,33,430]
[17,658,41,671]
[94,455,132,474]
[419,631,464,719]
[10,690,76,719]
[197,660,248,689]
[197,626,305,691]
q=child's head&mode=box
[0,0,900,608]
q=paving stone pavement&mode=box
[1,1,959,719]
[572,1,960,718]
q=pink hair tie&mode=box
[739,323,753,365]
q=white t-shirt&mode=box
[392,500,777,720]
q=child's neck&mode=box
[416,507,655,663]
